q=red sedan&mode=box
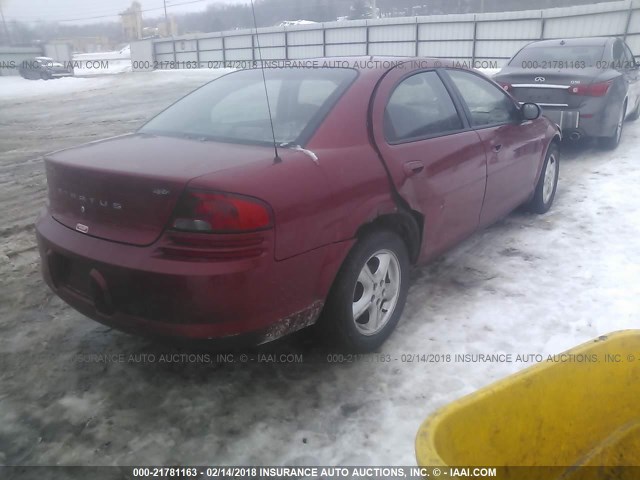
[36,58,561,351]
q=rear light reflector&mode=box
[171,190,273,233]
[569,81,612,97]
[156,231,268,261]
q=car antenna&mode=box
[249,0,282,164]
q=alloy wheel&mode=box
[352,249,401,336]
[542,153,557,205]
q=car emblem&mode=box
[152,188,171,196]
[80,205,86,213]
[535,77,546,82]
[76,223,89,234]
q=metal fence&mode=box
[150,0,640,70]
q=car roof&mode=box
[250,56,486,86]
[524,37,614,48]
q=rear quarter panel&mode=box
[189,68,396,262]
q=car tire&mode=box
[599,101,626,150]
[528,143,559,214]
[40,71,50,80]
[320,230,410,352]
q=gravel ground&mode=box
[1,71,639,472]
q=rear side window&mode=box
[446,69,519,127]
[384,71,463,143]
[140,68,357,147]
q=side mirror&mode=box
[522,102,542,121]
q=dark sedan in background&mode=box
[19,56,74,80]
[494,37,640,149]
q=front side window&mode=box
[140,68,357,146]
[384,71,463,143]
[446,69,519,127]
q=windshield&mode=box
[140,68,357,146]
[510,45,605,67]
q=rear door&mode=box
[443,69,545,226]
[371,67,487,261]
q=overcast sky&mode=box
[1,0,248,24]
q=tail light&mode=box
[497,82,512,92]
[569,81,612,97]
[171,190,273,233]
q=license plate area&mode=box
[48,251,92,299]
[543,109,580,129]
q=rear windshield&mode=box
[509,45,605,67]
[140,68,357,146]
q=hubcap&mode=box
[542,154,557,205]
[352,249,401,336]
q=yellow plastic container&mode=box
[416,331,640,479]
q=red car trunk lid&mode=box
[44,133,273,246]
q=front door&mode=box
[442,68,544,226]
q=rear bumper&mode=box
[35,212,351,343]
[537,98,615,139]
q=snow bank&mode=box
[73,45,132,76]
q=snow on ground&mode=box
[74,59,133,76]
[0,69,231,100]
[73,45,131,61]
[0,68,639,467]
[73,46,133,76]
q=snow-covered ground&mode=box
[0,69,639,467]
[0,69,231,100]
[72,45,133,76]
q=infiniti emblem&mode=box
[80,205,86,213]
[535,77,546,82]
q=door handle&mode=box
[403,161,424,177]
[493,144,503,152]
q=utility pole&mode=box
[0,3,11,45]
[163,0,170,36]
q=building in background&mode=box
[52,36,113,53]
[121,1,143,41]
[158,16,178,37]
[142,17,178,39]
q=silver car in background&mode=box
[494,37,640,149]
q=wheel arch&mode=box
[355,208,423,265]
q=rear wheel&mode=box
[528,143,559,214]
[599,101,626,150]
[320,230,410,352]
